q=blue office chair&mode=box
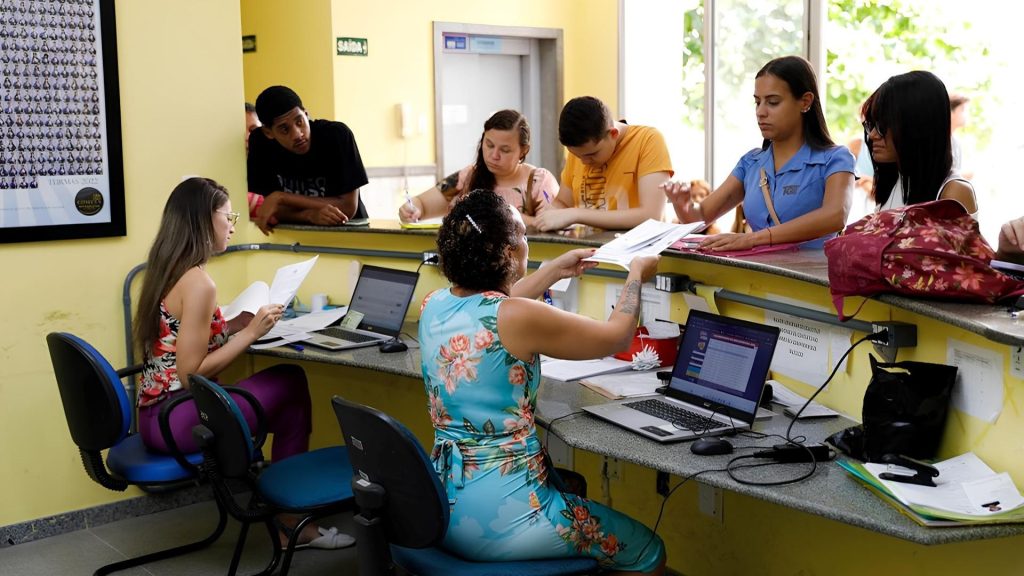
[46,331,226,576]
[189,374,355,576]
[331,396,599,576]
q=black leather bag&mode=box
[828,355,957,462]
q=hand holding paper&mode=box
[585,219,706,270]
[221,255,318,320]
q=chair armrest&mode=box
[158,393,202,475]
[227,387,269,453]
[192,424,214,449]
[115,364,144,379]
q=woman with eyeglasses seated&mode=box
[399,109,559,227]
[133,177,352,550]
[419,189,665,575]
[863,71,977,216]
[664,55,854,251]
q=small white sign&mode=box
[947,338,1004,423]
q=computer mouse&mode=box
[690,437,733,456]
[379,339,408,353]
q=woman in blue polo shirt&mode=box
[665,55,854,251]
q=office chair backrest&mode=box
[189,375,256,479]
[332,396,448,548]
[47,332,131,451]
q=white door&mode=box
[439,53,523,177]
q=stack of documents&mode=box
[580,369,662,399]
[541,356,633,382]
[251,307,348,350]
[839,452,1024,526]
[585,219,706,269]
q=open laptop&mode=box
[304,265,419,351]
[582,310,780,443]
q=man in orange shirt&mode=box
[534,96,673,231]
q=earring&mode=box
[802,108,810,113]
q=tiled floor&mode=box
[0,501,359,576]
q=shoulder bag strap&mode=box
[523,168,538,216]
[759,167,782,226]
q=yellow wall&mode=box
[240,0,335,121]
[0,0,249,527]
[3,0,616,529]
[329,0,618,167]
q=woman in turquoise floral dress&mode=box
[419,189,665,574]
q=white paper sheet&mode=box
[947,338,1004,423]
[540,356,633,382]
[221,255,319,320]
[763,294,853,386]
[580,369,662,399]
[767,379,841,419]
[260,307,349,341]
[585,219,705,270]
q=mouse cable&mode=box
[783,331,883,443]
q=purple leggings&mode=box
[138,364,312,462]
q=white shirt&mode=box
[877,170,977,219]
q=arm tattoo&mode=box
[616,280,642,317]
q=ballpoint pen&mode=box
[542,190,551,204]
[404,190,417,221]
[284,342,304,352]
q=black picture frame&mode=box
[0,0,125,244]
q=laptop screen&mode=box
[348,265,419,335]
[667,310,780,420]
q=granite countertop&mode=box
[253,341,1024,546]
[270,221,1024,346]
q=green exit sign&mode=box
[337,37,368,56]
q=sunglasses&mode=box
[862,120,887,138]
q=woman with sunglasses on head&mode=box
[865,71,977,215]
[664,55,854,251]
[133,177,352,550]
[419,189,665,574]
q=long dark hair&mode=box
[134,177,229,356]
[755,56,835,151]
[868,71,952,207]
[468,110,531,192]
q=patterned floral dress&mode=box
[419,288,664,571]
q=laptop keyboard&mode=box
[319,327,380,344]
[624,399,728,431]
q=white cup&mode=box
[311,293,328,312]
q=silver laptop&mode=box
[304,265,419,351]
[582,310,780,443]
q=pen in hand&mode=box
[542,190,551,204]
[404,190,418,222]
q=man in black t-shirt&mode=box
[247,85,369,234]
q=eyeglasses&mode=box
[862,120,886,138]
[217,209,239,225]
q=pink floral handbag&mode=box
[824,199,1024,320]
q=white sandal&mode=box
[301,526,355,550]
